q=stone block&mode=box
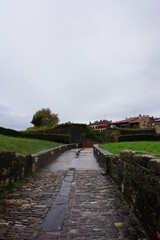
[2,168,9,176]
[132,154,154,168]
[120,150,135,163]
[43,205,66,231]
[4,178,9,187]
[54,196,69,205]
[147,158,160,175]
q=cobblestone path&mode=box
[0,149,148,240]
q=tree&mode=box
[31,108,59,127]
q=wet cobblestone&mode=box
[0,150,148,239]
[61,170,148,240]
[0,171,66,240]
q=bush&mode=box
[118,134,160,142]
[24,126,55,133]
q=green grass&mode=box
[0,134,62,155]
[99,141,160,157]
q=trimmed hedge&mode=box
[0,127,22,137]
[0,127,71,144]
[120,128,155,135]
[118,134,160,142]
[23,133,71,144]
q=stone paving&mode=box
[0,149,148,240]
[0,171,66,240]
[61,171,147,240]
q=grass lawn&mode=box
[0,134,62,155]
[99,141,160,157]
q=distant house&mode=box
[155,118,160,125]
[110,115,155,129]
[148,117,156,127]
[155,118,160,134]
[89,119,111,132]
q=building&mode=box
[155,118,160,125]
[89,119,111,132]
[148,117,156,127]
[155,118,160,134]
[110,115,155,129]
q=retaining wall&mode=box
[0,143,79,191]
[93,144,160,240]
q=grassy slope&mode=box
[0,134,62,155]
[100,141,160,157]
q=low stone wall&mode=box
[0,144,79,191]
[31,143,79,171]
[93,144,160,240]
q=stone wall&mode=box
[0,144,79,191]
[31,144,79,171]
[0,151,32,190]
[93,144,160,240]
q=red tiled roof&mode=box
[112,117,138,124]
[112,116,149,125]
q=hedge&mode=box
[0,127,71,144]
[0,127,21,137]
[23,133,71,144]
[118,134,160,142]
[120,128,155,135]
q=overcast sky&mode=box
[0,0,160,130]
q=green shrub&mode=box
[118,134,160,142]
[24,126,54,133]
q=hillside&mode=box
[0,134,62,155]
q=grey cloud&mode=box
[0,105,31,130]
[0,0,160,129]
